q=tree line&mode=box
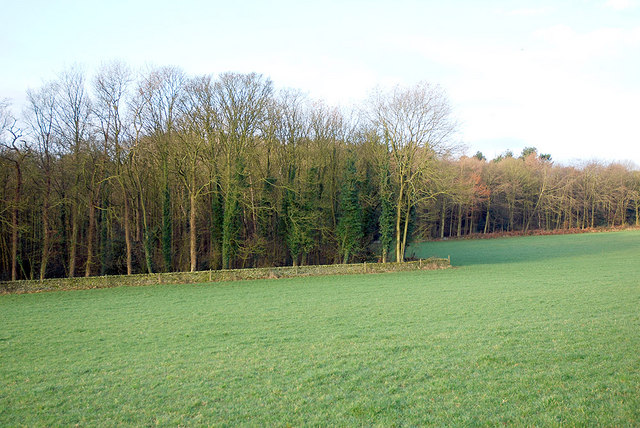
[1,62,639,280]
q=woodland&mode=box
[1,62,639,280]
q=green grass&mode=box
[1,231,639,426]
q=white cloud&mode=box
[503,7,552,16]
[604,0,636,10]
[205,52,380,109]
[385,25,640,164]
[532,25,640,63]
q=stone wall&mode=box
[0,258,450,294]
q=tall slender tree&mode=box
[213,72,273,269]
[93,61,133,274]
[0,102,28,280]
[139,66,185,271]
[369,82,456,261]
[54,67,93,277]
[25,82,59,280]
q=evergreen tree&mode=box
[221,188,238,269]
[336,156,363,264]
[284,182,309,266]
[378,161,394,263]
[221,158,246,269]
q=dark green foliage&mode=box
[283,167,320,266]
[257,176,285,266]
[520,146,538,158]
[222,160,246,269]
[493,149,514,162]
[357,153,382,261]
[378,162,394,263]
[336,156,363,264]
[284,188,313,266]
[221,189,238,270]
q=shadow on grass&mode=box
[406,230,640,267]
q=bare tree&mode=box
[94,61,133,273]
[0,101,29,280]
[25,82,59,280]
[272,89,315,266]
[56,66,93,277]
[633,170,640,226]
[369,82,456,261]
[213,72,273,269]
[175,74,216,271]
[127,86,154,273]
[138,66,185,272]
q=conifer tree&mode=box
[337,156,363,264]
[379,161,394,263]
[284,169,315,266]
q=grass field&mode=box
[1,231,639,425]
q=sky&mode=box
[1,0,639,166]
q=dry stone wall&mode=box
[0,258,450,294]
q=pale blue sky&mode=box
[1,0,639,165]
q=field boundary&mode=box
[0,258,450,294]
[421,225,640,243]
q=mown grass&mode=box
[1,231,639,426]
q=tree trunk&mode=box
[133,177,153,274]
[162,178,172,272]
[85,198,95,277]
[440,199,446,239]
[524,187,544,233]
[142,222,153,274]
[190,191,197,272]
[40,175,51,281]
[508,202,514,232]
[11,161,21,281]
[449,207,454,238]
[222,158,233,270]
[135,195,142,242]
[401,190,411,262]
[69,205,78,277]
[395,180,405,262]
[484,198,490,234]
[11,202,18,281]
[123,190,132,275]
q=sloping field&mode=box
[1,231,639,425]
